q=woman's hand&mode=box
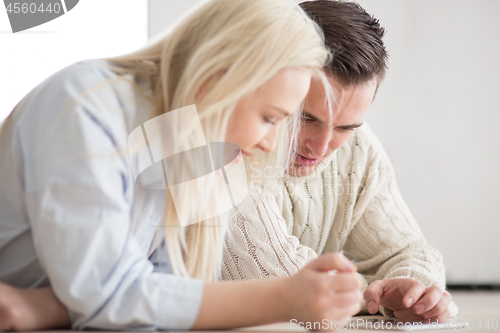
[0,282,70,331]
[193,252,361,331]
[283,252,362,330]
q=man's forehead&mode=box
[303,75,377,125]
[321,74,378,91]
[308,74,378,103]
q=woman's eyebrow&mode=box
[267,105,292,117]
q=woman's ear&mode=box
[194,77,211,102]
[195,71,225,103]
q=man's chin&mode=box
[288,164,316,177]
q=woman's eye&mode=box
[301,116,314,123]
[264,117,276,125]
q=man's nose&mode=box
[305,126,331,158]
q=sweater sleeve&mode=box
[342,138,458,318]
[221,193,318,280]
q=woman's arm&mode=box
[0,283,70,331]
[194,253,361,330]
[1,253,362,331]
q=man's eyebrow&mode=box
[301,110,325,124]
[302,110,363,129]
[335,123,364,129]
[267,105,292,117]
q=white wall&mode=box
[0,0,148,122]
[355,0,500,284]
[149,0,500,284]
[148,0,202,38]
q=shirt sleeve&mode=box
[341,135,458,318]
[20,62,203,330]
[221,193,318,280]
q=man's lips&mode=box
[295,152,319,166]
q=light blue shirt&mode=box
[0,59,203,330]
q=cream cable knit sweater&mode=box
[221,123,458,318]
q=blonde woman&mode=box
[0,0,362,330]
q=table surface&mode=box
[239,291,500,332]
[37,291,500,332]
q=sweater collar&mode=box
[283,149,337,185]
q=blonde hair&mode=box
[0,0,334,282]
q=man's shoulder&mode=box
[335,123,387,173]
[340,123,381,155]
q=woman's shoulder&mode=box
[55,58,116,79]
[16,59,119,116]
[37,58,118,93]
[14,58,143,138]
[39,59,128,106]
[4,58,149,174]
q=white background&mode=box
[0,0,148,122]
[354,0,500,284]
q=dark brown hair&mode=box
[299,0,388,86]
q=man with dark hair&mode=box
[222,0,458,322]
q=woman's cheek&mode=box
[248,122,267,147]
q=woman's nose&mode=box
[259,126,279,153]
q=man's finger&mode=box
[421,291,452,319]
[402,281,426,308]
[307,252,357,273]
[364,280,386,314]
[412,286,443,315]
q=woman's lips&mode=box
[295,152,319,166]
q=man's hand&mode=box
[364,278,452,322]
